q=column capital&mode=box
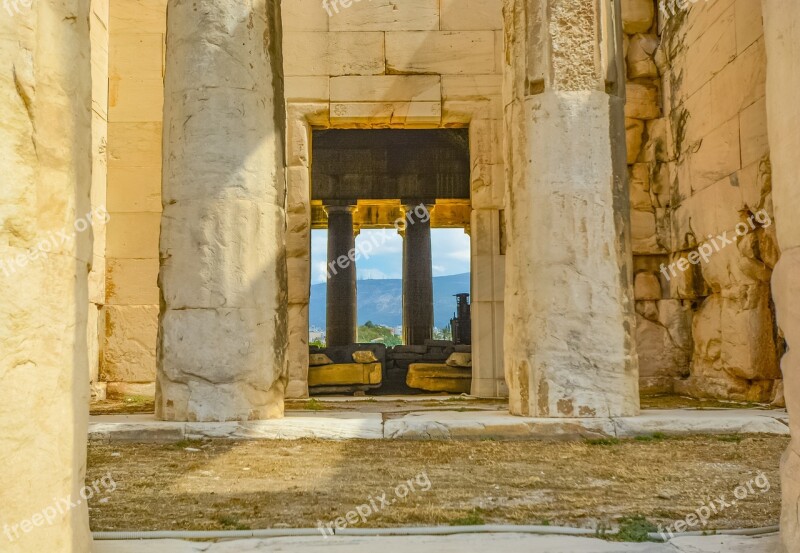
[323,203,357,216]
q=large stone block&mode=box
[440,0,503,31]
[283,31,385,76]
[106,257,159,305]
[110,0,167,34]
[621,0,654,33]
[308,363,382,387]
[625,83,661,120]
[626,33,658,79]
[107,121,162,168]
[636,300,693,392]
[330,75,440,103]
[107,165,162,213]
[385,31,497,75]
[329,0,438,31]
[105,211,161,259]
[102,305,158,382]
[407,363,471,393]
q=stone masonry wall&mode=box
[90,0,110,401]
[623,0,694,395]
[659,0,781,402]
[101,0,166,396]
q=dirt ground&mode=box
[87,435,787,534]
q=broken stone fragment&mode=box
[446,352,472,368]
[309,353,334,366]
[352,350,379,364]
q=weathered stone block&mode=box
[386,31,497,75]
[407,363,471,393]
[440,0,502,30]
[330,75,440,103]
[621,0,654,33]
[308,363,382,387]
[625,83,661,120]
[283,31,385,76]
[102,305,158,382]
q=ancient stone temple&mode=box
[1,0,799,551]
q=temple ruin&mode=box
[1,0,799,551]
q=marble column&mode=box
[325,205,358,346]
[763,2,800,550]
[157,0,287,422]
[402,203,434,346]
[0,0,93,549]
[502,0,638,417]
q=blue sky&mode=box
[311,228,471,284]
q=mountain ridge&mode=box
[309,272,471,329]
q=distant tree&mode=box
[433,326,453,341]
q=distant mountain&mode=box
[309,272,471,329]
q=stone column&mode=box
[503,0,638,417]
[157,0,287,422]
[763,2,800,550]
[402,203,434,346]
[325,205,358,346]
[0,0,92,549]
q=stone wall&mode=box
[623,0,694,395]
[658,0,781,402]
[90,0,110,401]
[101,0,165,395]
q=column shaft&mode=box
[0,0,93,549]
[326,206,358,346]
[503,0,638,417]
[157,0,287,422]
[763,2,800,550]
[402,203,434,346]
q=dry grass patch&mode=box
[87,435,786,533]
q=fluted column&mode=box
[402,203,434,346]
[325,205,358,346]
[157,0,287,422]
[503,0,638,417]
[763,2,800,550]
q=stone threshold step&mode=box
[88,409,789,443]
[92,532,781,553]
